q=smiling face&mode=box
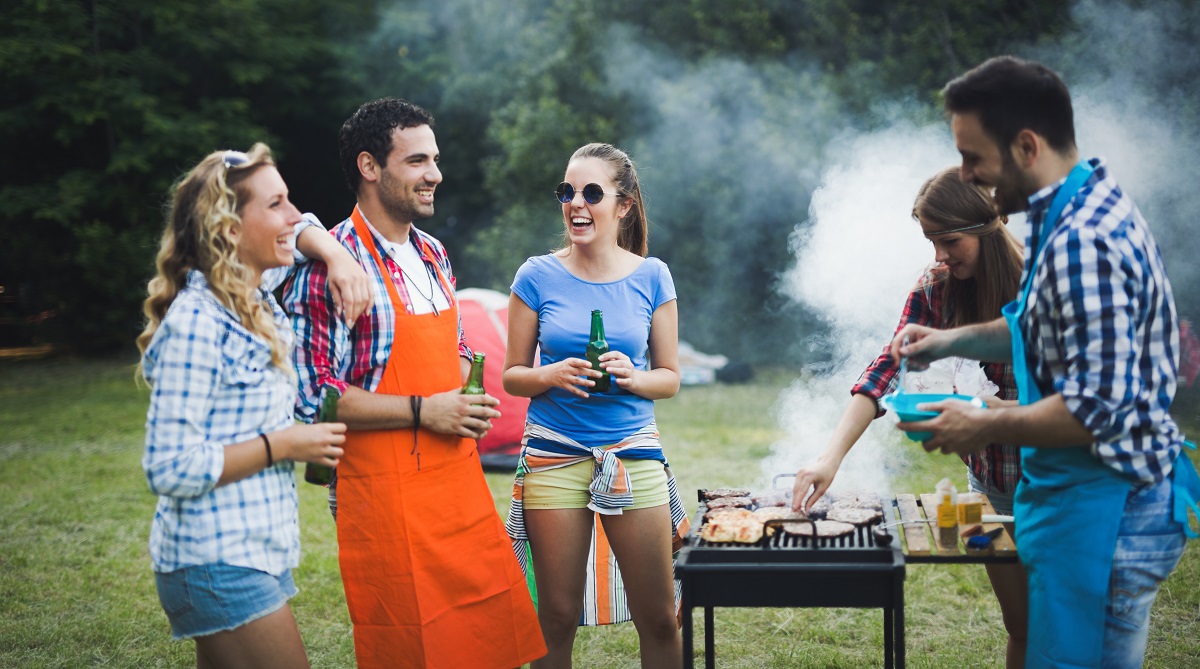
[236,165,302,279]
[952,111,1038,216]
[376,124,441,224]
[561,157,632,249]
[920,219,982,280]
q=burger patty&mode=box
[704,495,754,510]
[779,519,856,538]
[826,505,884,526]
[701,487,752,501]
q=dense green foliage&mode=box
[8,0,1198,362]
[0,0,377,351]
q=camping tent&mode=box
[458,288,529,471]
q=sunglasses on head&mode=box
[221,150,251,171]
[555,182,621,205]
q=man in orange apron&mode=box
[285,98,546,668]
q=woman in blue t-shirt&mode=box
[503,143,684,669]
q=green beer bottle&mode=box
[586,309,611,393]
[303,387,341,486]
[462,352,486,398]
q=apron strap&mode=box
[1174,441,1200,538]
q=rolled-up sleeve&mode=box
[142,310,225,498]
[284,259,350,423]
[1047,226,1141,443]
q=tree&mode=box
[0,0,375,352]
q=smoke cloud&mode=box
[765,0,1200,490]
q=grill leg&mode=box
[895,578,906,669]
[682,593,693,668]
[884,606,893,669]
[704,607,715,669]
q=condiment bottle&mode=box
[935,478,958,546]
[957,492,983,525]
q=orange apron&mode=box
[336,209,545,669]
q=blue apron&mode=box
[1004,162,1131,668]
[1005,162,1200,667]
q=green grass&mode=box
[1,358,1198,668]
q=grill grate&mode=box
[677,489,907,668]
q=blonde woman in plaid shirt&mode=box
[137,144,369,668]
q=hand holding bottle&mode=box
[541,358,605,398]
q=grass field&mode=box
[1,357,1197,668]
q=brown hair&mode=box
[942,55,1076,154]
[560,143,649,257]
[137,143,291,372]
[912,167,1024,328]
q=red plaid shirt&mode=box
[852,267,1021,494]
[282,208,471,423]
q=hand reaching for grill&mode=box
[421,389,501,440]
[792,459,839,513]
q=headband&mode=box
[924,221,992,236]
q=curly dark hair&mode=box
[942,56,1075,154]
[338,98,436,195]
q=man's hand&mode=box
[888,324,955,372]
[420,389,502,440]
[898,398,990,456]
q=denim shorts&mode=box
[1101,477,1186,668]
[154,563,297,640]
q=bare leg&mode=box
[986,559,1028,669]
[526,508,595,669]
[192,604,309,669]
[601,504,682,669]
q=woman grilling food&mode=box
[791,166,1029,668]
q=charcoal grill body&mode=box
[676,510,906,668]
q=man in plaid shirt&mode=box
[891,57,1189,668]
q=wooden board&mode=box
[980,497,1018,557]
[894,493,931,555]
[895,493,1019,560]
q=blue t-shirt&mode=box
[511,254,677,446]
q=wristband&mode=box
[261,433,274,467]
[409,395,423,430]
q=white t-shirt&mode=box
[382,237,451,315]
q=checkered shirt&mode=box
[1021,157,1184,483]
[854,269,1021,493]
[141,269,301,575]
[282,208,470,423]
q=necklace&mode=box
[400,262,436,304]
[387,240,438,309]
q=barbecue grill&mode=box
[676,489,906,668]
[676,477,1019,668]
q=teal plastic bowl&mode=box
[881,392,985,441]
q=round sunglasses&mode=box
[555,182,621,205]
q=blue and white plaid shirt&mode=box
[1022,157,1184,483]
[141,268,301,575]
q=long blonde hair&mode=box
[137,143,291,371]
[912,167,1024,328]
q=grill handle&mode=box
[771,472,797,490]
